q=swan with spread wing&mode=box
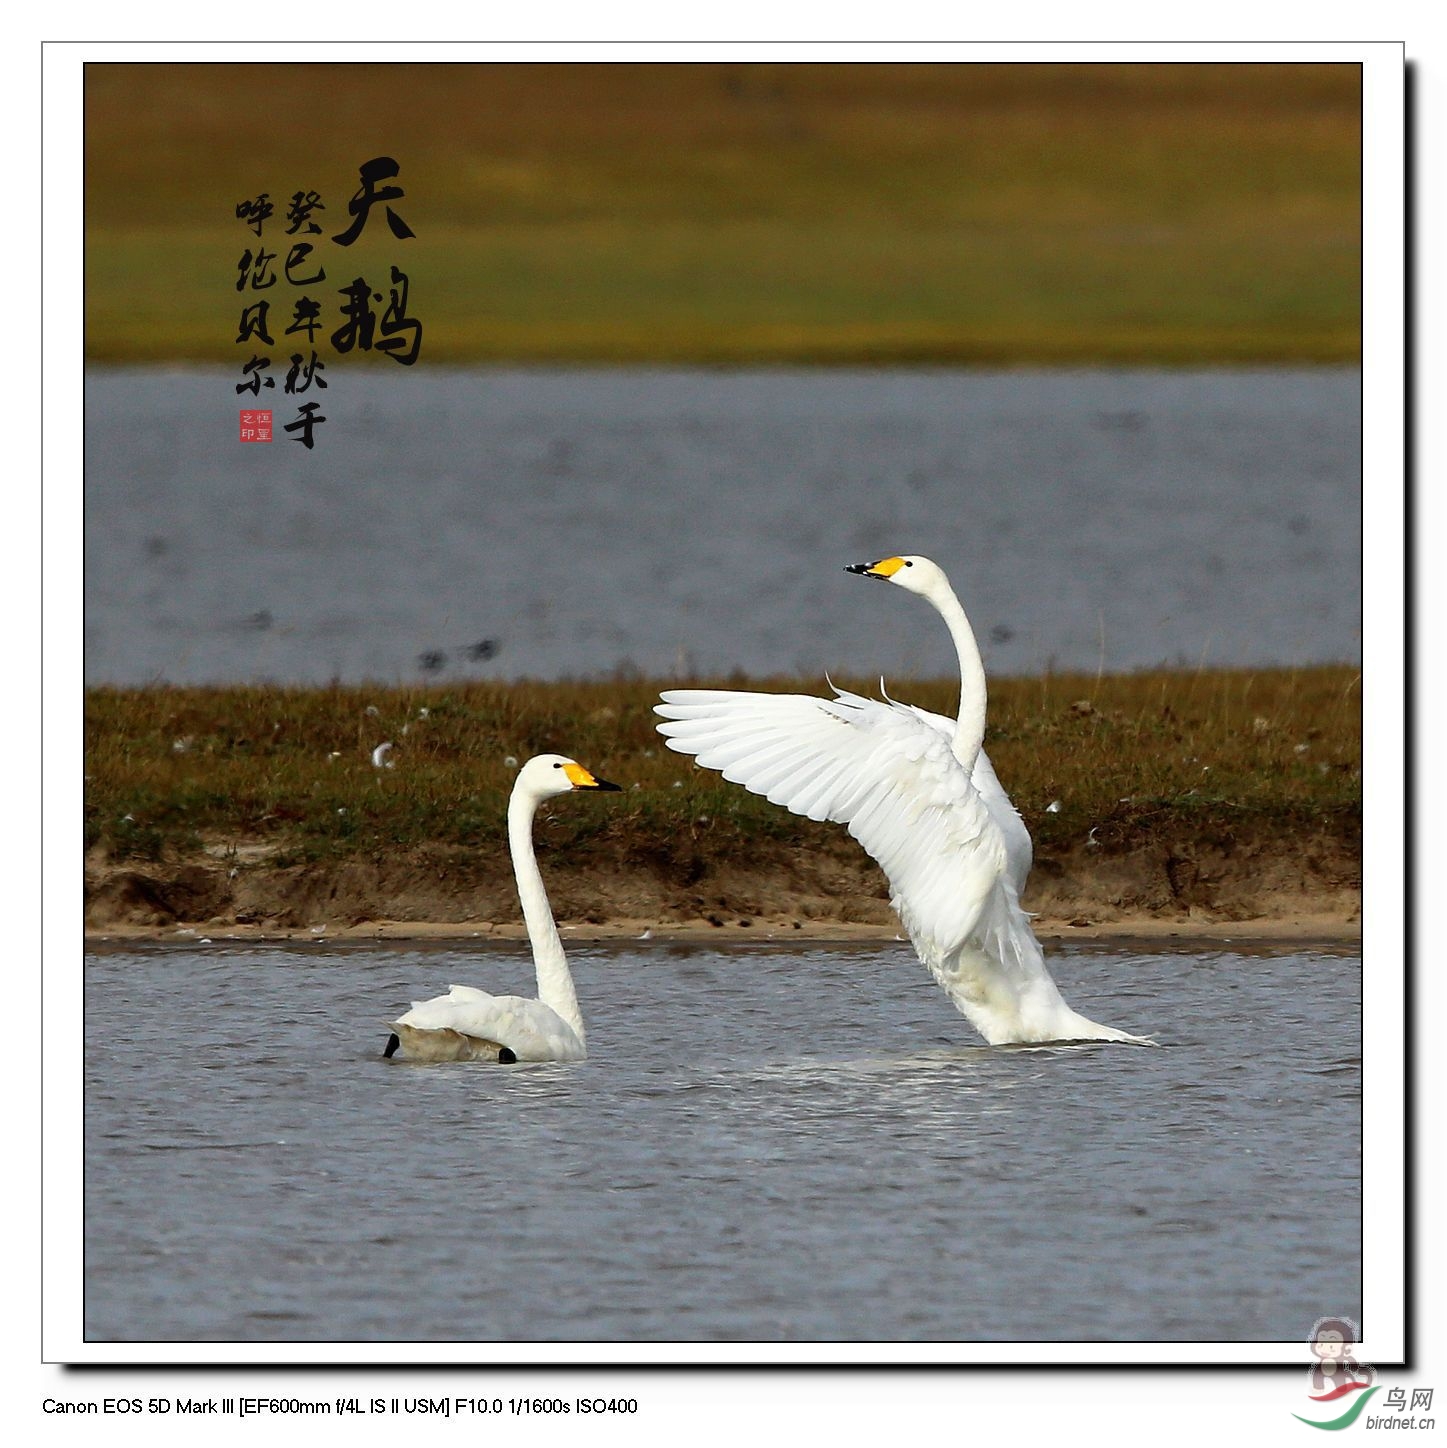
[655,555,1151,1046]
[384,755,621,1062]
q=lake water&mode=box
[83,938,1361,1344]
[83,367,1360,685]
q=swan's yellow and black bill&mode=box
[563,762,623,792]
[846,556,907,579]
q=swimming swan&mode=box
[384,755,621,1062]
[655,556,1151,1046]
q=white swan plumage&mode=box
[655,555,1151,1046]
[384,754,621,1063]
[844,556,1033,895]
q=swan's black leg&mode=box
[383,1033,401,1058]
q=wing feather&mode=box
[905,703,1033,895]
[657,688,1005,956]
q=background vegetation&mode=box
[85,61,1360,365]
[85,667,1361,870]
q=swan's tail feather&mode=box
[1093,1026,1158,1047]
[939,885,1156,1045]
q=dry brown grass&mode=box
[85,667,1361,870]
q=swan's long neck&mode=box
[929,579,988,774]
[508,785,585,1046]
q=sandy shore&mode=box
[86,911,1360,947]
[83,824,1361,950]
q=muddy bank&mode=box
[84,820,1361,943]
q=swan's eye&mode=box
[553,762,563,769]
[904,560,913,567]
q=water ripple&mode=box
[84,937,1362,1342]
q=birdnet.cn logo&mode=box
[1291,1314,1403,1431]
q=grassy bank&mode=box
[84,62,1360,365]
[84,668,1361,934]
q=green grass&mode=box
[84,668,1362,869]
[84,62,1360,365]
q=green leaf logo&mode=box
[1293,1386,1380,1431]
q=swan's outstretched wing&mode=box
[394,984,585,1061]
[906,704,1033,896]
[656,688,1006,958]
